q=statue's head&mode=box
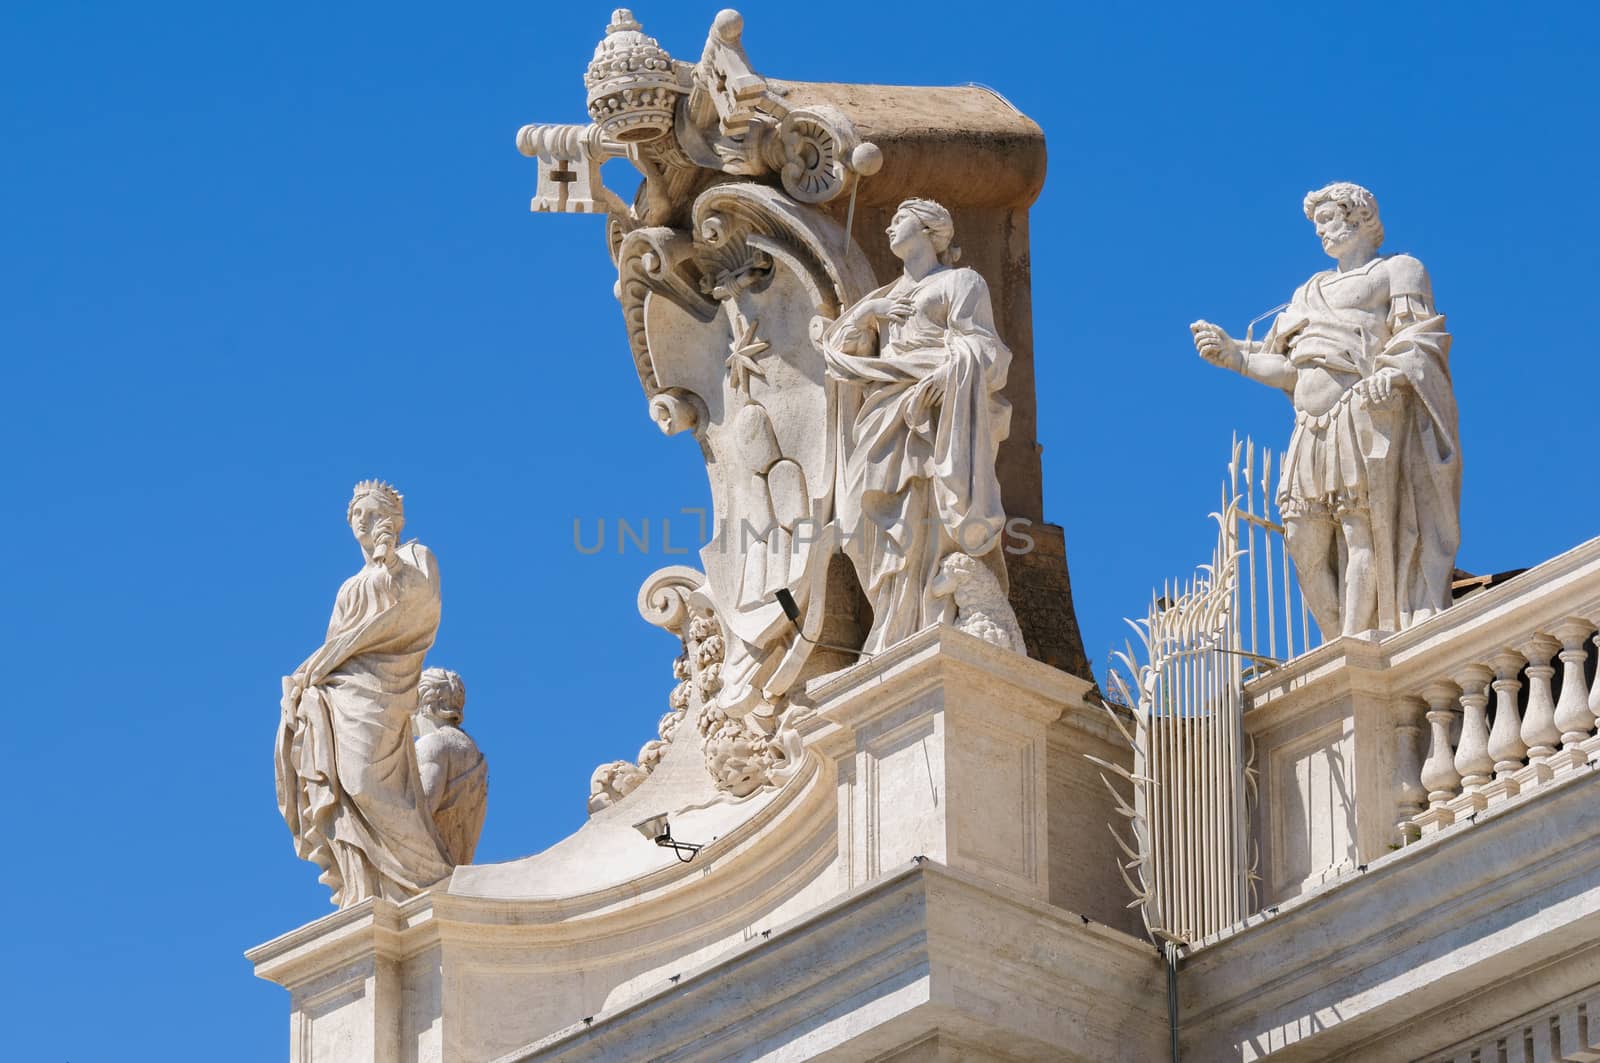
[887,198,962,267]
[348,480,405,560]
[1303,182,1383,260]
[418,667,466,726]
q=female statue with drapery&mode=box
[275,481,454,907]
[819,198,1024,654]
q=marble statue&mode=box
[275,481,453,907]
[1191,182,1460,636]
[414,668,488,865]
[820,198,1023,654]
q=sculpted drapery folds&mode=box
[820,198,1023,654]
[275,481,453,907]
[1192,182,1460,636]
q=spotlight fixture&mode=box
[632,813,702,863]
[772,589,874,659]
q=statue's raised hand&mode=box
[854,294,913,327]
[1190,320,1243,373]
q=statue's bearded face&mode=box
[1312,201,1363,259]
[349,496,402,557]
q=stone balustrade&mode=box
[1243,535,1600,907]
[1409,610,1600,837]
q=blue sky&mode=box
[2,2,1596,1058]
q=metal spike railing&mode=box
[1096,438,1320,943]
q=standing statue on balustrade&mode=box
[275,481,455,907]
[1191,182,1460,637]
[820,198,1025,654]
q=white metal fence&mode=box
[1098,438,1321,943]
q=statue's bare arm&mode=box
[1190,320,1296,390]
[415,739,445,808]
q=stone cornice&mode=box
[246,896,419,986]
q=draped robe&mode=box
[274,541,454,907]
[820,266,1014,653]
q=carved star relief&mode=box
[725,311,770,395]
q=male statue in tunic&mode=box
[1191,182,1460,637]
[414,668,488,866]
[819,198,1024,654]
[275,480,454,907]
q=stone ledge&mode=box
[806,623,1100,740]
[246,893,428,987]
[495,861,1164,1063]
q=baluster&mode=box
[1394,697,1427,845]
[1550,617,1597,773]
[1485,649,1528,801]
[1517,634,1561,775]
[1590,623,1600,722]
[1452,663,1495,808]
[1417,681,1462,833]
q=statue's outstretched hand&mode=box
[1190,320,1243,373]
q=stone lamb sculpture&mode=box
[932,551,1025,653]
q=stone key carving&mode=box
[414,668,488,866]
[1191,183,1461,637]
[516,9,881,228]
[274,481,454,907]
[818,199,1024,654]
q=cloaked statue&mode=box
[275,481,454,907]
[1191,182,1460,637]
[819,198,1025,654]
